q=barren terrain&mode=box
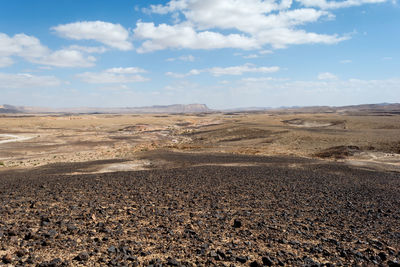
[0,110,400,266]
[1,111,400,172]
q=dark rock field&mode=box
[0,152,399,266]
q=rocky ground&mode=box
[0,152,399,266]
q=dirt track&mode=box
[1,152,399,266]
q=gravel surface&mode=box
[0,152,399,266]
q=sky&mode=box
[0,0,399,109]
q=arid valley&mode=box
[0,105,400,266]
[2,0,400,265]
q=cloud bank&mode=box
[0,33,95,67]
[52,21,133,51]
[133,0,378,52]
[76,67,149,84]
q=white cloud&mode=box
[0,72,61,88]
[52,21,133,51]
[218,80,230,84]
[146,1,189,14]
[38,66,53,70]
[256,27,348,49]
[0,33,96,67]
[209,64,280,76]
[166,69,201,78]
[259,50,273,55]
[241,77,277,82]
[135,0,354,52]
[318,72,338,80]
[96,84,133,91]
[340,59,352,64]
[297,0,387,9]
[106,67,147,74]
[30,49,96,67]
[68,45,108,54]
[243,54,259,59]
[77,67,149,84]
[0,57,13,67]
[0,33,48,60]
[166,63,279,78]
[166,54,195,62]
[185,5,332,31]
[134,22,259,53]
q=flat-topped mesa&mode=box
[122,104,211,113]
[176,104,210,113]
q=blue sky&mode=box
[0,0,399,109]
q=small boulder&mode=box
[167,257,179,266]
[2,254,12,264]
[236,256,247,263]
[262,256,273,266]
[233,219,242,228]
[74,252,89,262]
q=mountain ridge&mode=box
[1,103,400,114]
[0,104,210,114]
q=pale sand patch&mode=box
[345,152,400,172]
[67,160,153,175]
[286,120,333,127]
[0,134,35,144]
[346,160,400,172]
[98,160,153,173]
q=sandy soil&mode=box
[0,134,35,144]
[0,112,400,172]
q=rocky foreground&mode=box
[0,152,399,266]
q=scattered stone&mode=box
[262,256,273,266]
[236,256,247,263]
[0,151,399,266]
[74,252,89,262]
[233,219,242,228]
[303,257,319,266]
[210,251,218,258]
[250,260,262,267]
[2,254,12,264]
[388,261,400,267]
[25,255,36,264]
[15,249,27,257]
[167,257,179,266]
[49,258,63,266]
[41,216,50,226]
[67,224,77,232]
[7,228,17,236]
[107,245,117,254]
[378,251,387,261]
[44,229,58,238]
[217,250,226,259]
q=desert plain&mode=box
[0,107,399,266]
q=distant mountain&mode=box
[2,103,399,115]
[269,103,400,115]
[222,107,272,112]
[0,104,24,113]
[0,104,211,114]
